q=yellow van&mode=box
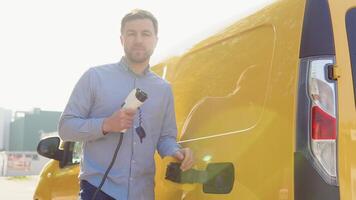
[34,0,356,199]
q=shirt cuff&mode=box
[158,142,181,158]
[88,117,107,141]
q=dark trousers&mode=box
[79,180,116,200]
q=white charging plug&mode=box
[121,88,148,132]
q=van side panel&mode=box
[154,0,306,199]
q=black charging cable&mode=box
[90,88,147,200]
[91,132,124,200]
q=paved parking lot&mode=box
[0,176,38,199]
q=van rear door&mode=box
[329,1,356,199]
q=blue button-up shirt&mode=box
[58,57,180,200]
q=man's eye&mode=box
[143,32,152,37]
[127,32,136,36]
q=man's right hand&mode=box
[102,108,136,134]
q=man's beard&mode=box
[124,47,153,64]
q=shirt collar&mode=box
[119,56,151,77]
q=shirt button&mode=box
[130,177,133,181]
[133,142,137,145]
[132,160,136,164]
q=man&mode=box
[58,9,194,200]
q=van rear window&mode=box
[346,9,356,105]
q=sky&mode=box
[0,0,275,112]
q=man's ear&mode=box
[120,35,124,46]
[154,36,159,48]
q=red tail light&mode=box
[311,106,337,140]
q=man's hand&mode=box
[102,108,136,134]
[173,148,194,171]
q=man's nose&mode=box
[134,34,143,43]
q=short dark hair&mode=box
[121,9,158,35]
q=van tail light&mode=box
[308,58,338,184]
[311,106,337,140]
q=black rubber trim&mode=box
[299,0,335,58]
[295,59,310,153]
[294,152,340,200]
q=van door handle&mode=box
[165,162,235,194]
[165,162,207,184]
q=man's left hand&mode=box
[173,148,194,171]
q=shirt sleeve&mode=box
[157,85,181,158]
[58,68,105,142]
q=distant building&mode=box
[9,108,61,151]
[0,151,49,176]
[0,108,12,151]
